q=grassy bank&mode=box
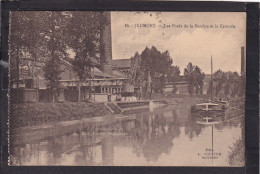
[10,102,112,129]
[228,114,245,166]
[9,96,209,129]
[228,139,245,166]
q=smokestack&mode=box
[241,46,245,75]
[100,12,113,75]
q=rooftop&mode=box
[112,59,131,68]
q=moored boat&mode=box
[190,55,229,117]
[191,102,225,117]
[211,98,229,110]
[195,116,224,125]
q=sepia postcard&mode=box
[8,11,246,166]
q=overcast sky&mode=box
[111,12,246,74]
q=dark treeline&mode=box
[9,11,109,102]
[128,46,177,94]
[128,46,205,96]
[211,70,245,97]
[184,62,205,95]
[128,46,244,97]
[9,11,245,100]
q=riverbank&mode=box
[228,115,245,166]
[9,96,209,129]
[228,139,245,166]
[10,102,112,129]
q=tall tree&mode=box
[213,69,226,96]
[129,46,173,94]
[167,65,180,94]
[140,46,172,93]
[209,70,241,98]
[129,52,144,86]
[228,72,240,97]
[184,63,205,95]
[39,12,69,102]
[167,65,180,82]
[9,11,70,102]
[65,12,107,101]
[184,63,195,95]
[9,11,40,88]
[194,66,205,95]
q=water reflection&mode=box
[10,103,244,166]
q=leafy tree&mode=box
[210,70,242,98]
[184,63,205,95]
[9,12,70,102]
[213,69,226,96]
[167,65,180,82]
[128,46,173,97]
[129,52,144,86]
[194,66,205,95]
[9,11,40,88]
[217,71,240,97]
[228,72,240,97]
[65,12,109,101]
[167,65,180,94]
[184,63,195,95]
[153,75,166,93]
[129,46,172,95]
[140,46,172,93]
[39,12,70,102]
[9,11,110,102]
[43,58,63,102]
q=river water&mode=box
[10,102,244,166]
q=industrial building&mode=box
[10,12,128,103]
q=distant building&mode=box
[111,59,131,74]
[174,81,189,94]
[164,74,213,95]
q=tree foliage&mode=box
[128,52,143,86]
[167,65,180,82]
[184,62,205,95]
[129,46,173,93]
[9,11,40,87]
[213,70,242,97]
[9,11,110,102]
[65,12,108,80]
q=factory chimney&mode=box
[100,12,113,76]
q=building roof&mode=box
[112,69,127,78]
[93,67,113,78]
[60,59,113,78]
[112,59,131,68]
[16,57,127,89]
